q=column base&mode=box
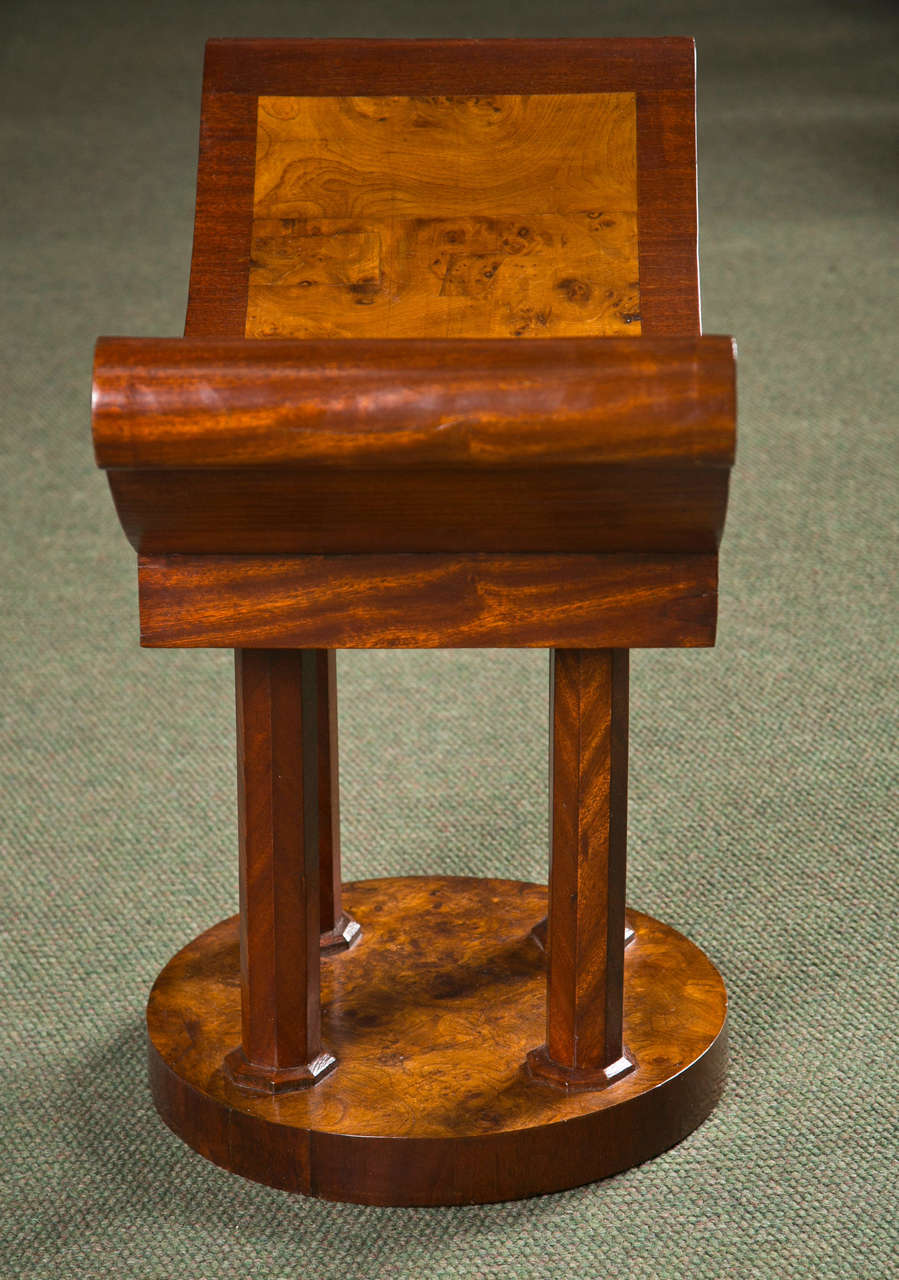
[320,911,362,955]
[223,1046,337,1095]
[525,1045,636,1092]
[148,875,727,1205]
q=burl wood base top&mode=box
[148,876,727,1205]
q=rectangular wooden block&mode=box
[137,552,718,649]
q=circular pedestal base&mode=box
[148,876,727,1205]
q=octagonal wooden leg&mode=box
[527,648,634,1090]
[315,651,361,954]
[224,648,336,1094]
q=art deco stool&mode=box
[91,37,736,1205]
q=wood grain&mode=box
[148,874,727,1203]
[635,90,699,335]
[90,38,734,1202]
[248,93,639,340]
[315,650,360,953]
[186,89,257,339]
[528,650,631,1090]
[202,37,697,96]
[225,650,335,1092]
[137,552,718,650]
[184,39,700,340]
[91,335,735,469]
[108,463,729,558]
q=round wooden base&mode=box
[148,876,727,1205]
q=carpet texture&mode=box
[2,1,896,1276]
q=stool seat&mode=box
[91,36,736,1205]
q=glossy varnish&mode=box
[149,876,727,1204]
[90,36,735,1205]
[92,336,735,470]
[136,552,719,650]
[92,335,735,563]
[528,650,632,1089]
[185,38,700,339]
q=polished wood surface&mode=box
[528,650,631,1090]
[203,37,697,95]
[93,336,735,560]
[91,37,731,581]
[137,552,718,650]
[107,463,729,558]
[149,875,727,1204]
[92,336,735,469]
[248,93,640,340]
[186,39,699,340]
[225,650,335,1092]
[91,37,734,1203]
[315,651,360,953]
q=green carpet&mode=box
[2,1,896,1276]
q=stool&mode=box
[91,37,736,1205]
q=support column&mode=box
[527,649,635,1090]
[224,649,336,1093]
[316,651,361,953]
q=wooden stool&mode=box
[91,37,736,1205]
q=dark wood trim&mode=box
[636,89,699,337]
[108,465,729,558]
[202,37,696,97]
[184,92,256,339]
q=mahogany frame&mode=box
[91,37,734,1205]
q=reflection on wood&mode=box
[148,875,727,1204]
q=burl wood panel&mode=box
[137,552,718,650]
[529,650,631,1089]
[247,93,640,341]
[148,875,727,1204]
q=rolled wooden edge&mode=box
[92,335,736,471]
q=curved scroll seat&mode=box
[93,332,734,648]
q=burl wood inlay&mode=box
[247,94,640,340]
